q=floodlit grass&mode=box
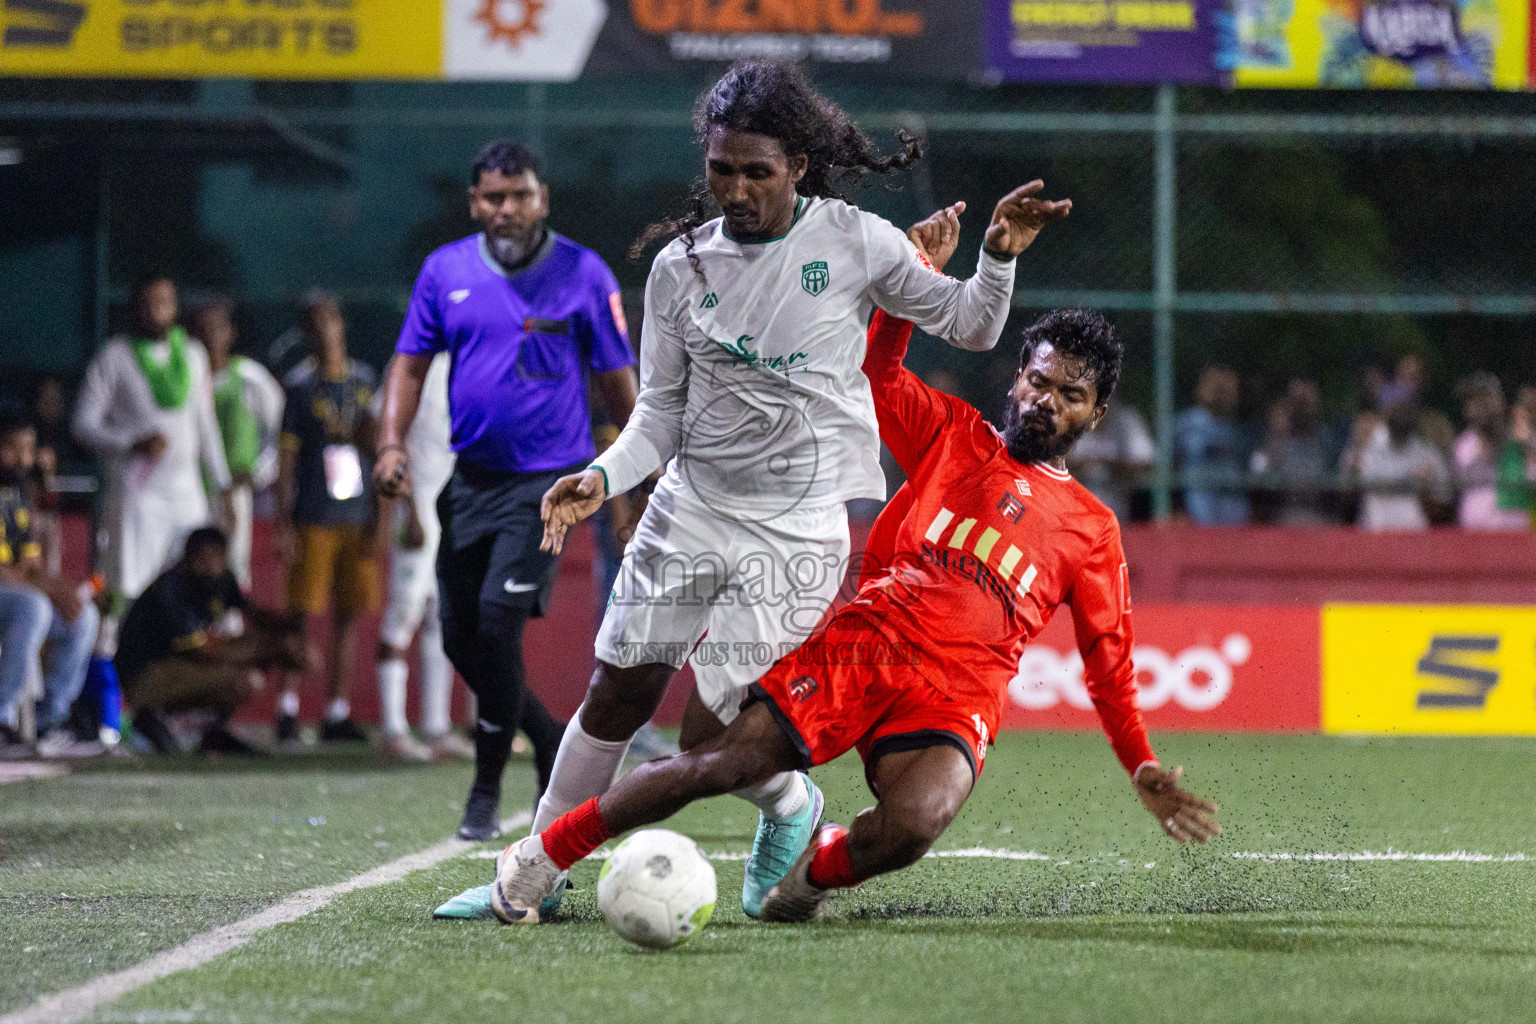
[5,734,1536,1023]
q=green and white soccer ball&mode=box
[597,829,716,949]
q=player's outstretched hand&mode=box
[984,181,1071,259]
[1134,764,1221,844]
[540,468,607,554]
[908,201,966,274]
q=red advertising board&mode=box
[1004,605,1320,731]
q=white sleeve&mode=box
[590,258,690,498]
[192,348,233,491]
[72,345,138,456]
[247,361,286,491]
[1122,407,1157,466]
[863,214,1016,353]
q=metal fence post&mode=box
[1152,84,1177,522]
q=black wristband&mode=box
[982,245,1016,262]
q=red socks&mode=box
[540,797,611,870]
[806,824,864,891]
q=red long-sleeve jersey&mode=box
[854,310,1156,775]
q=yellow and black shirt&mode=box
[0,483,42,566]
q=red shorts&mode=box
[746,627,998,794]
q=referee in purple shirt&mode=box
[376,141,639,840]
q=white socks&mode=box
[735,771,811,821]
[378,657,409,737]
[418,617,453,737]
[326,698,350,723]
[532,705,632,833]
[278,690,300,717]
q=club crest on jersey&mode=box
[788,676,820,702]
[700,292,718,309]
[801,261,829,297]
[996,492,1026,524]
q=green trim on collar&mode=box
[728,196,806,246]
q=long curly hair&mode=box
[631,60,924,276]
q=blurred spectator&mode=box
[192,296,285,588]
[24,379,66,575]
[116,527,306,755]
[0,418,100,754]
[1452,372,1529,531]
[73,275,232,605]
[1344,401,1453,531]
[273,291,379,745]
[1067,401,1154,522]
[1377,353,1455,455]
[1175,365,1252,525]
[1250,378,1341,525]
[31,376,86,475]
[1507,386,1536,525]
[374,352,465,762]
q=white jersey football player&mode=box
[375,352,468,760]
[523,60,1071,922]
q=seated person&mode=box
[116,527,307,754]
[0,418,99,752]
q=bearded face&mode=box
[1002,340,1104,465]
[1001,397,1093,465]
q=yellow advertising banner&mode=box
[1323,604,1536,734]
[1225,0,1529,89]
[0,1,440,79]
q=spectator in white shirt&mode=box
[1347,401,1453,531]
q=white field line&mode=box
[465,845,1531,866]
[1232,850,1530,863]
[0,811,532,1024]
[0,762,69,785]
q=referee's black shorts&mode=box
[435,460,583,635]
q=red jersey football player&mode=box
[490,199,1220,926]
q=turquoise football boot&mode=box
[431,872,567,922]
[432,883,496,920]
[741,774,824,919]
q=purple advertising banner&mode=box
[986,0,1226,83]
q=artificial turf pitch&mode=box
[4,733,1536,1023]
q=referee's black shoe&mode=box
[458,785,502,841]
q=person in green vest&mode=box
[192,297,285,589]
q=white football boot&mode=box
[760,822,844,923]
[491,835,567,924]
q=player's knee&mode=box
[440,628,474,673]
[582,662,671,737]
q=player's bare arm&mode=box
[373,352,433,499]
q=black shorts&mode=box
[435,460,582,633]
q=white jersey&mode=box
[376,352,454,532]
[594,196,1016,516]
